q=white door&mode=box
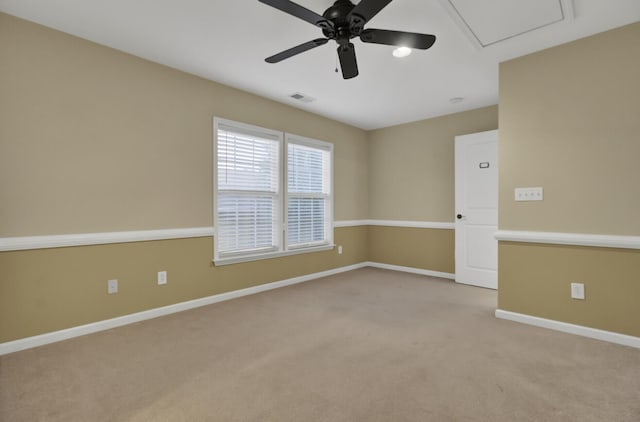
[455,130,498,289]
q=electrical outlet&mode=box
[571,282,585,300]
[157,271,167,285]
[338,245,343,255]
[107,279,118,294]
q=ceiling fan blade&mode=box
[265,38,329,63]
[348,0,393,23]
[338,43,359,80]
[360,29,436,49]
[258,0,333,29]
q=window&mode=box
[215,120,281,259]
[214,118,333,264]
[286,135,332,249]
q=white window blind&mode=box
[286,137,332,248]
[215,122,280,257]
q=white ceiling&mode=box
[1,0,639,130]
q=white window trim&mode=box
[213,118,334,265]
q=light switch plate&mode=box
[515,187,543,201]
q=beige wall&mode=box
[368,106,498,222]
[365,106,497,272]
[498,23,640,337]
[0,11,500,343]
[499,22,640,235]
[0,13,372,343]
[0,13,368,237]
[1,12,475,345]
[12,14,637,344]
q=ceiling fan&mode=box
[259,0,436,79]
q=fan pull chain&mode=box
[335,52,339,73]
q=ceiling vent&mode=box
[290,92,316,103]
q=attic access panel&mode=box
[442,0,573,48]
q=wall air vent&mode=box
[290,92,316,103]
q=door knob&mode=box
[456,214,464,220]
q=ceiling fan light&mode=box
[392,46,412,58]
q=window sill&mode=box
[213,244,334,266]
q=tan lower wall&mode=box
[10,228,639,344]
[368,227,454,274]
[0,226,368,343]
[498,241,640,338]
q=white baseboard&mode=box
[365,261,456,280]
[495,309,640,349]
[0,262,368,356]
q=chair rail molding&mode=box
[334,220,454,229]
[0,227,216,252]
[495,230,640,250]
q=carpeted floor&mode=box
[1,267,639,421]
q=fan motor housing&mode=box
[322,0,362,44]
[322,0,354,23]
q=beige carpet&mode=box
[1,267,639,421]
